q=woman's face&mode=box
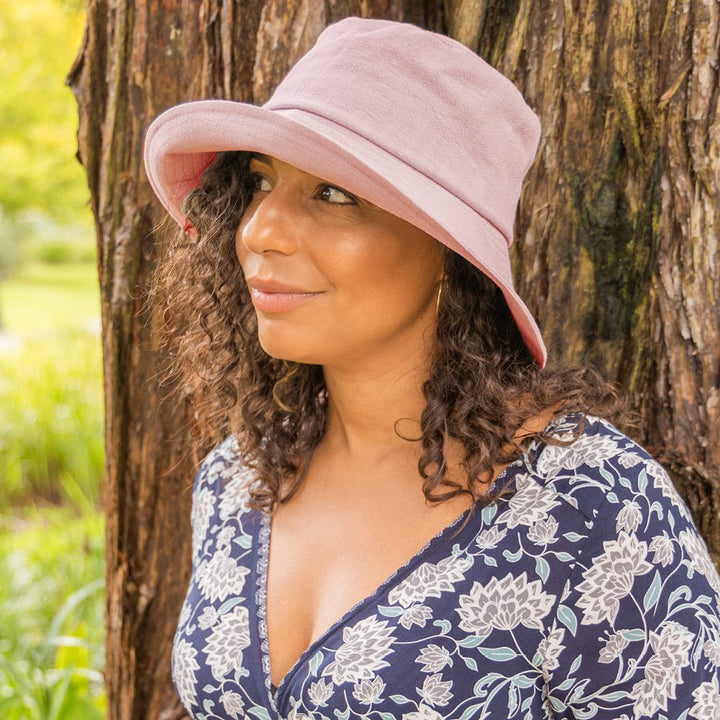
[235,155,445,369]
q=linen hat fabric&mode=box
[144,17,547,365]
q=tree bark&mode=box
[69,0,719,717]
[478,0,720,560]
[68,2,441,717]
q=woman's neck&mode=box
[320,351,431,463]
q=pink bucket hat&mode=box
[144,17,546,366]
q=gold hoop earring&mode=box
[436,278,444,314]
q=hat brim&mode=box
[144,100,546,366]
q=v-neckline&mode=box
[254,503,471,711]
[253,449,534,711]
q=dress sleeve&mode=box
[544,455,720,719]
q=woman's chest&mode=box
[265,485,473,686]
[173,485,589,720]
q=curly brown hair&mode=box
[153,151,622,511]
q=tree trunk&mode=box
[478,0,720,559]
[68,2,441,717]
[69,0,719,717]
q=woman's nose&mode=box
[237,187,299,257]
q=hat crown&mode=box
[265,18,541,247]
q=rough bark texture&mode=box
[477,0,720,562]
[69,0,719,717]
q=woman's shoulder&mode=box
[528,413,694,525]
[500,412,720,593]
[484,414,700,570]
[194,435,258,497]
[188,436,262,568]
[515,413,720,600]
[515,416,720,717]
[192,435,245,493]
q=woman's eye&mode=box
[248,172,272,194]
[317,185,356,205]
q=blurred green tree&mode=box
[0,1,88,225]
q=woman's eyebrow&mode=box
[250,152,273,165]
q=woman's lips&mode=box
[248,284,321,312]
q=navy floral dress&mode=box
[172,416,720,719]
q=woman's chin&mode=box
[257,332,323,366]
[255,315,342,366]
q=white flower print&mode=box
[388,555,472,608]
[177,599,192,630]
[324,615,396,685]
[307,678,333,707]
[220,690,245,719]
[195,545,251,603]
[191,486,215,561]
[703,639,720,667]
[218,472,253,520]
[599,632,630,664]
[419,674,453,707]
[679,529,720,598]
[617,452,643,468]
[572,433,625,467]
[537,432,620,476]
[173,638,200,710]
[416,644,452,673]
[203,605,251,680]
[399,604,433,629]
[500,474,560,529]
[616,500,643,533]
[630,623,693,715]
[352,676,386,705]
[537,627,565,675]
[576,531,653,625]
[216,525,235,550]
[402,706,444,720]
[649,533,675,567]
[204,439,241,487]
[690,675,720,720]
[545,415,582,442]
[197,605,219,630]
[457,572,554,636]
[646,462,693,521]
[475,525,508,550]
[528,516,559,545]
[173,424,720,720]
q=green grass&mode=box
[0,259,106,716]
[0,508,105,720]
[0,260,104,511]
[0,262,99,337]
[0,331,104,511]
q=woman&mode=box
[145,18,720,720]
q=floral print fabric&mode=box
[172,416,720,719]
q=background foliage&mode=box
[0,0,91,281]
[0,0,105,717]
[0,1,88,222]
